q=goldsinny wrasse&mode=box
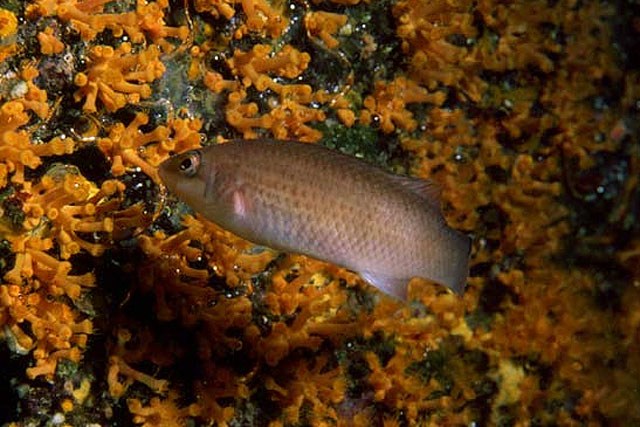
[159,139,471,300]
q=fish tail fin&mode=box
[441,229,471,294]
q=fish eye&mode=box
[178,151,201,177]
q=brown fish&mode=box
[158,139,470,299]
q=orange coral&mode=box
[203,70,241,93]
[73,43,166,113]
[11,65,51,119]
[56,0,140,42]
[225,89,325,141]
[0,101,36,188]
[266,355,346,424]
[4,233,96,300]
[135,0,190,49]
[21,169,127,259]
[0,104,72,188]
[108,354,169,397]
[0,7,19,61]
[305,11,348,49]
[201,38,349,140]
[37,27,65,55]
[193,0,236,20]
[215,45,332,140]
[394,0,484,101]
[194,0,287,38]
[128,392,199,427]
[474,1,562,73]
[0,276,92,379]
[0,8,17,38]
[2,0,639,425]
[228,44,311,88]
[361,76,444,133]
[45,0,188,47]
[97,112,202,184]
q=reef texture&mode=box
[0,0,639,425]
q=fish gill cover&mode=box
[0,0,638,425]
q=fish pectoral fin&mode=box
[359,271,409,300]
[232,189,249,218]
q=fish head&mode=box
[158,149,209,208]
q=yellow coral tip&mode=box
[74,73,88,87]
[0,8,18,38]
[60,399,74,413]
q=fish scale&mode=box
[159,139,470,299]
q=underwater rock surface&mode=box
[0,0,638,425]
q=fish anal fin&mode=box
[391,175,441,209]
[360,271,409,300]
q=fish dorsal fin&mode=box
[360,271,409,300]
[391,175,442,209]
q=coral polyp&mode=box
[0,0,638,425]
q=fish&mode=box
[158,139,471,300]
